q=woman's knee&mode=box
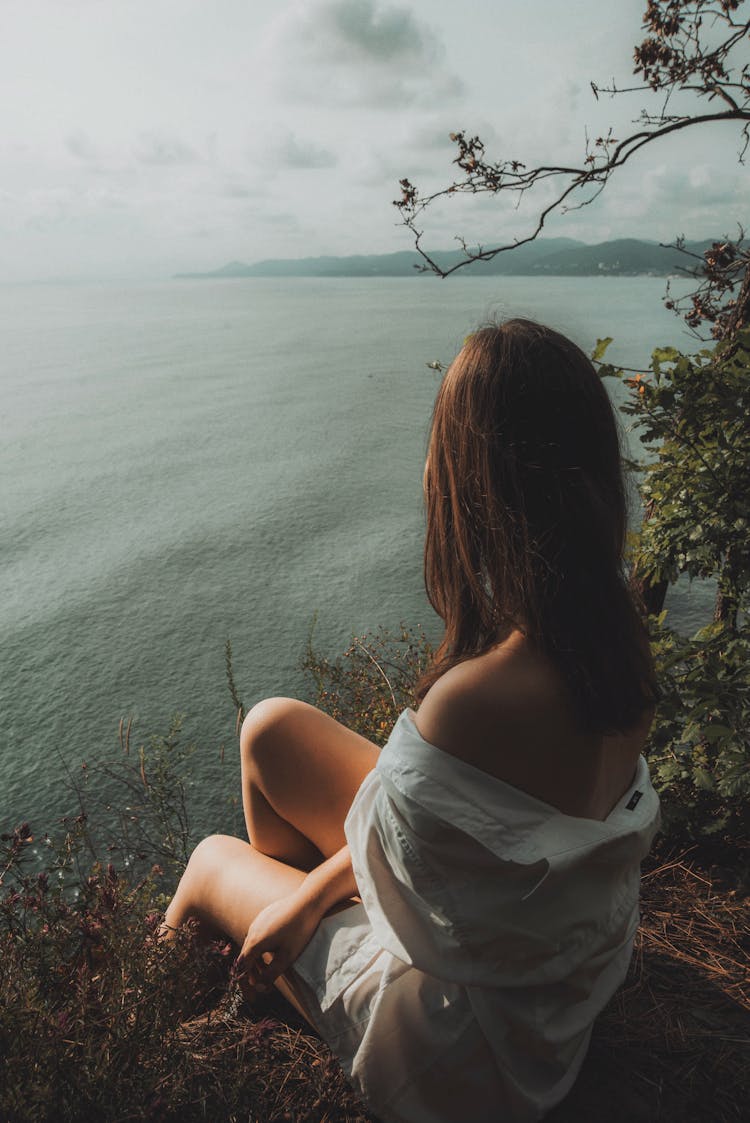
[166,833,238,930]
[184,833,236,886]
[239,697,305,776]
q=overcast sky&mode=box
[1,0,746,280]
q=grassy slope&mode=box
[2,629,747,1121]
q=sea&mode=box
[1,274,712,842]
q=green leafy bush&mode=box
[301,622,433,744]
[598,330,750,846]
[607,331,750,622]
[648,618,750,841]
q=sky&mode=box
[1,0,747,280]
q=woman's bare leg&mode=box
[162,833,314,1020]
[164,834,305,936]
[164,700,381,1020]
[239,698,380,862]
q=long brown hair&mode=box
[418,318,656,734]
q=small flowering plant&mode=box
[0,719,375,1121]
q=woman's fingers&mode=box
[237,939,284,990]
[260,949,291,984]
[236,934,265,974]
[235,898,310,988]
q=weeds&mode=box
[300,622,433,744]
[1,626,747,1121]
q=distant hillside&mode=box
[175,238,713,280]
[521,238,710,276]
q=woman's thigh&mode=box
[240,699,381,860]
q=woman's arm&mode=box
[300,842,358,914]
[235,844,357,990]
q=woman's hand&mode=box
[235,891,321,991]
[235,845,357,993]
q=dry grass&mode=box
[1,845,745,1122]
[537,848,749,1122]
[174,1004,372,1123]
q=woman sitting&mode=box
[163,319,661,1122]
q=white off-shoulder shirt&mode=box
[293,709,661,1122]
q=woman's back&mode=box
[414,629,654,823]
[294,695,661,1121]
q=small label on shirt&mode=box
[625,790,643,811]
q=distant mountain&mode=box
[519,238,711,276]
[175,238,713,280]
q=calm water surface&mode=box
[0,275,709,836]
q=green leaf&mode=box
[693,766,715,792]
[592,337,614,363]
[702,724,733,743]
[651,346,680,365]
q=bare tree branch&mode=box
[395,1,750,336]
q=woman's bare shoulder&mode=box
[413,632,572,770]
[413,632,652,818]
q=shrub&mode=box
[0,730,370,1122]
[301,622,433,743]
[599,330,750,848]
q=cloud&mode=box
[24,187,71,232]
[689,165,711,190]
[313,0,439,63]
[404,122,462,153]
[222,180,266,199]
[262,0,463,109]
[615,162,741,223]
[134,131,199,166]
[263,210,303,229]
[66,130,98,161]
[564,80,582,115]
[273,133,338,169]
